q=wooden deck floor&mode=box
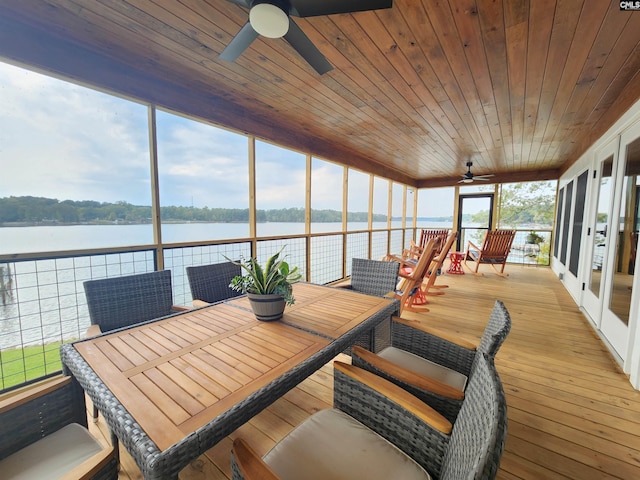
[89,265,640,479]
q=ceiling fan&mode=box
[459,161,495,183]
[219,0,394,75]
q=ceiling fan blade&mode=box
[284,19,333,74]
[475,174,495,179]
[290,0,393,17]
[220,22,259,62]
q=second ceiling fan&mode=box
[459,161,495,183]
[219,0,394,75]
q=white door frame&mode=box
[600,121,640,362]
[582,139,619,326]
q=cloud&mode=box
[0,62,151,204]
[0,61,415,216]
[310,160,344,210]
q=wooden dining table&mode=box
[61,282,398,480]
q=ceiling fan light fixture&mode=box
[250,3,289,38]
[462,178,473,183]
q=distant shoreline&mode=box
[0,217,454,228]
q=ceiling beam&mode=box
[416,168,561,189]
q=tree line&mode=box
[470,182,556,227]
[0,196,386,224]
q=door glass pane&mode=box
[559,181,573,265]
[554,188,564,259]
[458,195,493,252]
[589,157,613,297]
[569,171,589,276]
[609,137,640,324]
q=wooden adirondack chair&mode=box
[393,238,438,313]
[399,228,449,263]
[463,229,516,277]
[419,228,450,254]
[423,230,458,296]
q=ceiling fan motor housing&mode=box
[249,0,291,38]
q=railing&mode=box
[457,228,553,266]
[0,225,552,391]
[0,227,415,391]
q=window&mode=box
[255,140,306,237]
[391,183,404,228]
[0,62,151,253]
[347,169,370,231]
[372,177,389,229]
[310,158,344,233]
[156,109,250,242]
[417,187,454,229]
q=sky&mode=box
[0,60,456,215]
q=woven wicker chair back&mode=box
[187,261,242,304]
[440,354,507,480]
[83,270,175,333]
[477,300,512,358]
[350,258,400,298]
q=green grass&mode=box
[0,342,63,391]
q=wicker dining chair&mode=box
[335,258,401,354]
[186,261,242,306]
[83,269,187,420]
[231,354,507,480]
[83,269,186,335]
[0,375,118,480]
[352,299,511,423]
[338,258,400,298]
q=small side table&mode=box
[447,252,465,275]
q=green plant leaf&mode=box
[222,247,299,304]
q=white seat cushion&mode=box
[264,408,431,480]
[378,346,468,391]
[0,423,104,480]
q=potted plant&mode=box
[225,247,302,321]
[525,231,544,245]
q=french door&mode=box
[582,140,617,325]
[583,122,640,361]
[600,125,640,361]
[456,193,494,252]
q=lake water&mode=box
[1,221,453,351]
[0,221,422,254]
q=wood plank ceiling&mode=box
[1,0,639,187]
